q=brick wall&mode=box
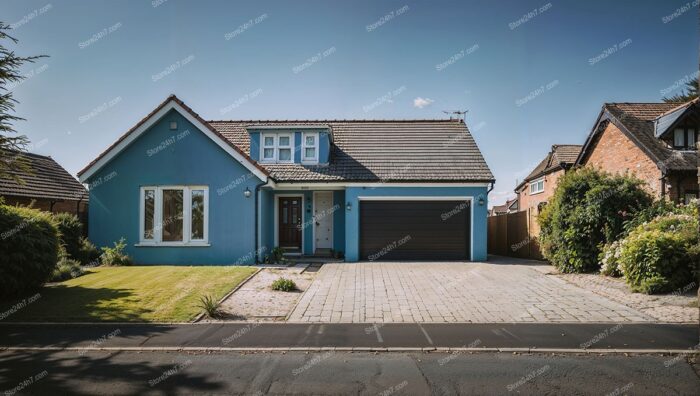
[583,122,663,197]
[517,168,564,211]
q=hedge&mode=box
[0,204,60,296]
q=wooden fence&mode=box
[487,208,544,260]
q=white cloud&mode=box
[413,97,434,109]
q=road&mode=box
[0,322,697,351]
[0,350,698,395]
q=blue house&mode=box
[79,95,495,264]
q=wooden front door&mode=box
[279,197,302,249]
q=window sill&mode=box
[529,190,544,195]
[135,242,211,247]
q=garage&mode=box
[359,200,471,261]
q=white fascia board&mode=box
[79,101,268,183]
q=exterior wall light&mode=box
[477,195,485,206]
[346,201,352,211]
[244,187,252,198]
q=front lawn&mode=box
[0,266,257,322]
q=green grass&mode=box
[0,266,257,322]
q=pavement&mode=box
[287,260,674,323]
[0,323,697,352]
[1,350,698,395]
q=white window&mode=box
[674,128,685,147]
[529,178,544,195]
[139,186,209,246]
[302,132,319,163]
[260,133,294,163]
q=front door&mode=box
[314,191,333,251]
[278,197,302,250]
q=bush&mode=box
[538,167,652,273]
[100,238,132,266]
[52,213,83,260]
[76,237,101,266]
[0,204,60,297]
[599,240,623,277]
[271,277,297,292]
[198,295,222,318]
[50,254,84,282]
[619,213,699,294]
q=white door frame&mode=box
[312,191,334,254]
[273,194,305,253]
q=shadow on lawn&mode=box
[0,284,153,322]
[0,350,225,395]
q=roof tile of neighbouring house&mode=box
[0,151,88,201]
[598,102,698,171]
[516,144,582,190]
[208,120,495,182]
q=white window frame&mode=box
[302,132,319,164]
[260,132,294,163]
[529,177,545,195]
[138,185,209,246]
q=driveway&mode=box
[287,258,660,323]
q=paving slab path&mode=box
[287,260,690,323]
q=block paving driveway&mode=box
[287,259,686,323]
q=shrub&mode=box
[0,204,60,296]
[622,199,697,235]
[52,212,83,260]
[76,237,101,266]
[599,240,623,277]
[100,238,132,266]
[538,167,652,273]
[271,277,297,292]
[198,295,222,318]
[619,213,699,294]
[50,254,84,282]
[264,247,286,264]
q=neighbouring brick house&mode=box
[514,144,582,212]
[576,99,699,203]
[488,197,518,216]
[0,150,88,223]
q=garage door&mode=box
[359,200,470,261]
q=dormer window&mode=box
[261,132,293,163]
[673,128,696,149]
[302,132,319,163]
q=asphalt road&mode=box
[0,322,697,350]
[0,350,698,395]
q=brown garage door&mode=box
[359,200,470,261]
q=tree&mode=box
[0,22,46,180]
[663,76,698,103]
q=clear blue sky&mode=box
[4,0,698,206]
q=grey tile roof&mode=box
[516,144,582,190]
[600,102,698,171]
[0,151,88,201]
[208,120,495,182]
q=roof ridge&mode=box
[207,119,462,123]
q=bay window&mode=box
[139,186,209,245]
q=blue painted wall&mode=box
[343,186,489,262]
[332,190,345,254]
[86,109,264,265]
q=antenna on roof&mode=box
[442,109,468,121]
